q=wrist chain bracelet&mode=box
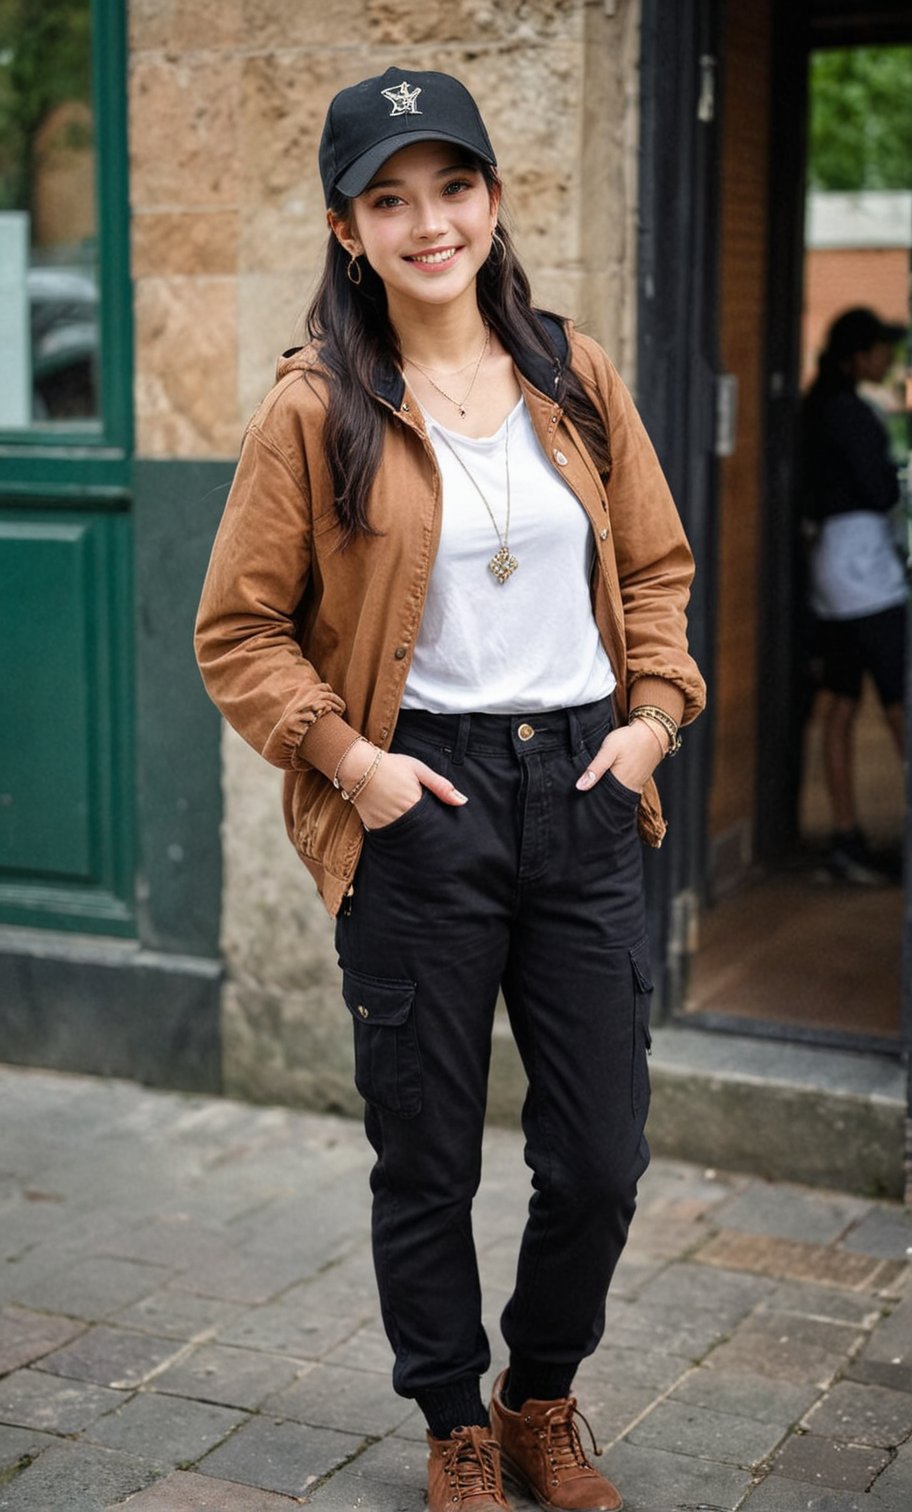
[332,735,367,791]
[344,748,383,804]
[628,705,682,757]
[333,737,383,803]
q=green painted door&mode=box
[0,0,134,934]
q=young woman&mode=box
[801,306,907,885]
[196,67,704,1512]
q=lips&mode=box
[406,247,460,266]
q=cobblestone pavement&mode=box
[0,1066,910,1511]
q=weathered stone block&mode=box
[365,0,582,47]
[35,1326,186,1390]
[0,1308,86,1376]
[119,1470,306,1510]
[131,55,242,211]
[153,1344,303,1411]
[134,278,240,458]
[132,211,240,278]
[11,1256,167,1323]
[130,0,245,52]
[86,1391,246,1468]
[197,1416,365,1497]
[803,1379,912,1450]
[237,273,316,420]
[628,1398,786,1468]
[772,1431,891,1491]
[243,0,372,50]
[0,1441,155,1509]
[0,1370,123,1435]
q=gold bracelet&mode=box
[632,716,668,760]
[342,748,383,804]
[628,705,682,756]
[332,735,370,791]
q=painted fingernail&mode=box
[576,770,597,790]
[453,791,469,803]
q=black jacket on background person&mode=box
[801,381,899,523]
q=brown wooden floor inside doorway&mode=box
[684,685,904,1043]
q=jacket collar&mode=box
[372,310,568,410]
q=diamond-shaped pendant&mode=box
[488,546,519,584]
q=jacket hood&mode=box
[275,312,569,405]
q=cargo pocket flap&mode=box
[342,967,416,1027]
[629,939,654,997]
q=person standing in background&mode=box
[801,306,908,885]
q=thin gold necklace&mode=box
[435,414,518,584]
[403,322,490,418]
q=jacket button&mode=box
[554,450,568,466]
[357,1004,369,1018]
[599,527,609,540]
[394,646,407,660]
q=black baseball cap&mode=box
[826,307,908,358]
[319,67,497,203]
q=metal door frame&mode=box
[636,0,722,1018]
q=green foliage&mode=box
[808,46,912,191]
[0,0,92,212]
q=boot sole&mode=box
[499,1449,623,1512]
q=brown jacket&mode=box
[195,321,705,916]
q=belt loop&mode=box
[566,707,584,756]
[452,713,472,766]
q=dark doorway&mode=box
[683,5,911,1053]
[639,1,912,1055]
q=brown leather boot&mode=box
[426,1423,513,1511]
[489,1370,622,1511]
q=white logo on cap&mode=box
[382,82,422,116]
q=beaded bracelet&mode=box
[628,705,682,756]
[342,747,383,804]
[332,736,367,791]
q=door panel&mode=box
[0,508,134,931]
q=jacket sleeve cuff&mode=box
[293,710,365,779]
[628,678,686,730]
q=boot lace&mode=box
[542,1396,604,1477]
[443,1426,505,1503]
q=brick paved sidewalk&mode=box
[0,1065,910,1511]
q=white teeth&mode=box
[411,248,457,265]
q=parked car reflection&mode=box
[28,265,98,421]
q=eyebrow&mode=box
[364,164,478,192]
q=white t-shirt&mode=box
[809,511,907,620]
[401,399,616,714]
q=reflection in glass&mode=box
[0,0,98,427]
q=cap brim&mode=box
[335,130,496,199]
[879,323,908,346]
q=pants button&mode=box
[517,723,535,741]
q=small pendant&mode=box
[488,546,519,584]
[458,406,466,417]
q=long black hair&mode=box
[305,159,612,544]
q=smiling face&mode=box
[329,139,500,321]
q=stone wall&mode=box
[128,0,642,1106]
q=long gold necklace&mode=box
[403,322,490,418]
[435,415,518,584]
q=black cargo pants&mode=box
[334,696,653,1399]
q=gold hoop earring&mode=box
[490,230,506,264]
[347,255,363,286]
